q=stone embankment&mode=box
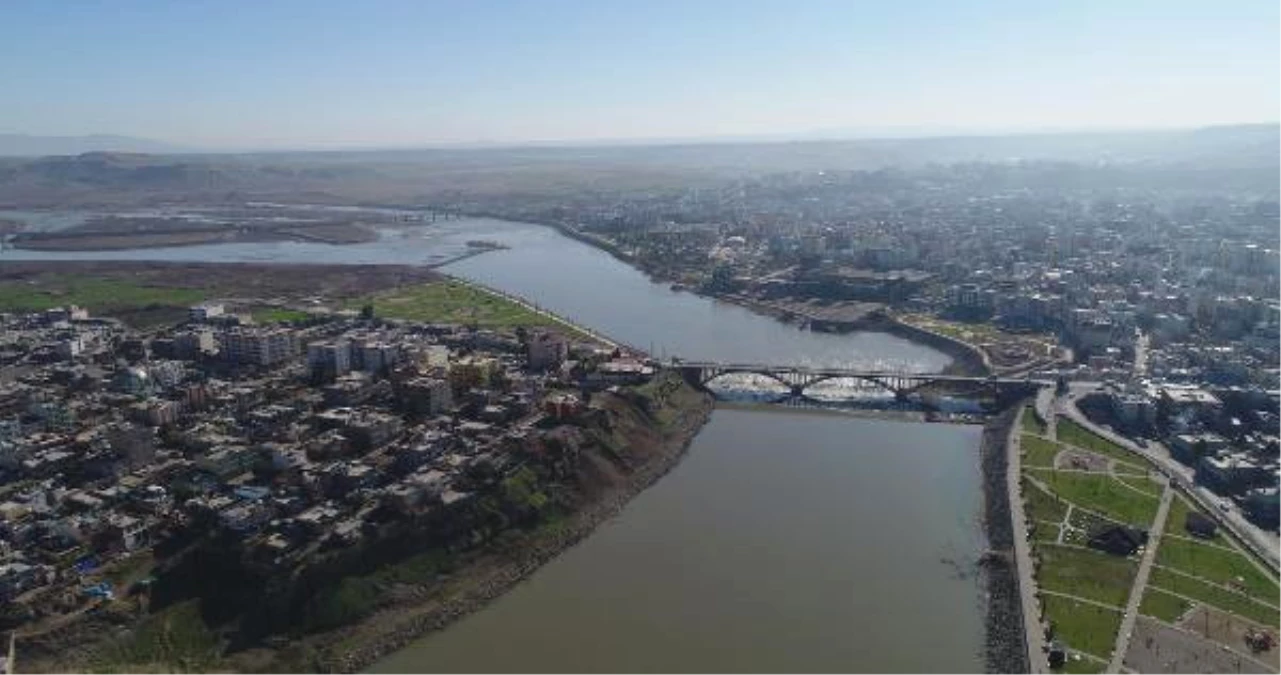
[978,404,1030,674]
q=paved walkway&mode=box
[1009,410,1048,673]
[1107,483,1174,673]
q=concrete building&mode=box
[527,329,569,372]
[399,377,453,416]
[221,328,299,366]
[307,341,351,378]
[189,303,225,323]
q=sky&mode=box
[1,0,1278,149]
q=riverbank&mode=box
[509,219,992,376]
[978,403,1030,673]
[314,374,714,672]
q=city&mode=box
[0,1,1278,673]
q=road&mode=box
[1057,383,1279,571]
[1107,483,1174,673]
[1008,412,1048,673]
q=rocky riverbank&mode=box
[978,403,1030,674]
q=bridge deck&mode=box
[673,361,1050,387]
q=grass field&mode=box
[1042,594,1123,659]
[0,276,205,314]
[1149,567,1280,627]
[1114,473,1161,498]
[1036,544,1137,606]
[1165,496,1223,543]
[1024,477,1069,524]
[1155,537,1279,602]
[1026,468,1160,526]
[1052,654,1105,674]
[251,307,313,324]
[1022,408,1048,435]
[1067,506,1119,534]
[1035,522,1063,544]
[1056,417,1145,465]
[1139,586,1193,623]
[355,281,577,334]
[1023,434,1061,467]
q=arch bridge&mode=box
[674,360,1047,405]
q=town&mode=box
[481,167,1280,532]
[0,291,694,670]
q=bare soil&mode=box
[1124,616,1276,674]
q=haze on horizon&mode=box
[1,0,1277,151]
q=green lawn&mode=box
[1024,477,1069,524]
[1155,537,1279,602]
[1114,473,1161,498]
[1139,586,1192,623]
[1035,522,1063,544]
[1165,496,1222,543]
[1051,654,1106,674]
[0,276,205,314]
[1036,544,1137,606]
[1056,418,1144,467]
[1023,434,1062,467]
[1022,408,1048,435]
[355,281,581,335]
[251,307,312,324]
[1042,594,1123,659]
[1149,567,1280,627]
[1026,468,1160,527]
[1067,506,1119,533]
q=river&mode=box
[1,215,988,672]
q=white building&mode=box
[221,328,299,366]
[307,341,351,377]
[189,303,225,323]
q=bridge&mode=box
[673,360,1049,405]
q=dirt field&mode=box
[1057,449,1111,473]
[1178,606,1281,670]
[1125,616,1276,674]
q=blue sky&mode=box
[1,0,1277,148]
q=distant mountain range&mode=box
[0,134,186,157]
[0,125,1274,209]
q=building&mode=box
[221,328,299,366]
[172,329,216,359]
[358,341,399,374]
[399,377,453,416]
[1087,525,1147,556]
[1244,487,1279,527]
[307,341,351,379]
[527,330,568,371]
[1197,451,1268,494]
[449,356,499,392]
[189,303,225,323]
[1184,511,1218,539]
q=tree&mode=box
[360,304,375,320]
